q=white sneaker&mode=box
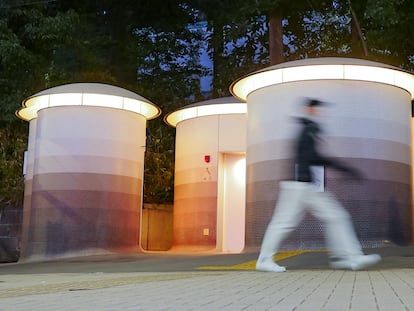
[331,254,381,271]
[256,260,286,272]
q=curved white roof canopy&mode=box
[164,97,246,127]
[230,57,414,101]
[16,83,161,121]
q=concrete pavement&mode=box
[0,246,413,310]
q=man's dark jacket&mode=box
[294,117,360,182]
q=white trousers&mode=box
[258,181,363,262]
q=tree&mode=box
[364,0,414,70]
[348,0,369,57]
[1,0,413,207]
[0,1,212,205]
[194,0,271,96]
[0,121,26,208]
[0,2,116,207]
[131,4,209,203]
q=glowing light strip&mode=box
[230,64,414,100]
[165,103,247,127]
[16,93,161,121]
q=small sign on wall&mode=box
[294,164,325,192]
[23,150,28,176]
[310,166,325,192]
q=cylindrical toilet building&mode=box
[165,97,247,252]
[230,57,414,249]
[16,83,160,261]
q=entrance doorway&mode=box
[217,153,246,252]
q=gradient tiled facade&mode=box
[20,107,146,260]
[173,114,246,248]
[245,80,412,249]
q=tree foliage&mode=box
[364,0,414,70]
[0,0,413,206]
[0,0,208,205]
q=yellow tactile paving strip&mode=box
[198,250,326,270]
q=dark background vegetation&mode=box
[0,0,413,209]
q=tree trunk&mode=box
[349,0,368,57]
[211,22,226,97]
[268,9,284,65]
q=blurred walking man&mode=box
[256,99,381,272]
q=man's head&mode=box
[305,98,324,116]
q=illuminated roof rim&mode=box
[164,96,246,127]
[229,57,414,100]
[16,83,161,121]
[23,83,152,105]
[246,57,402,73]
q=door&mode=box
[217,153,246,252]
